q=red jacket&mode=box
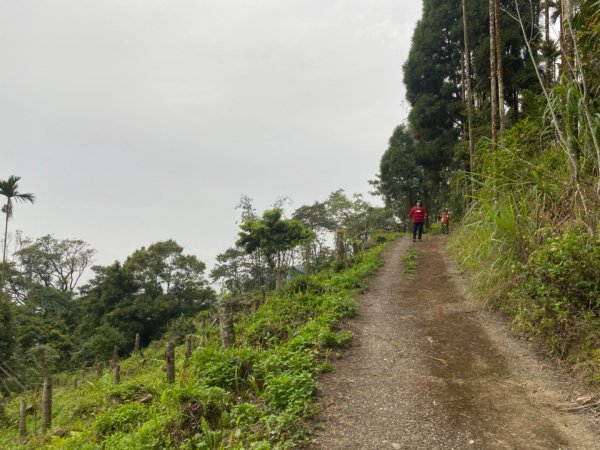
[409,206,427,223]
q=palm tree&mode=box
[0,176,35,263]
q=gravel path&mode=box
[306,236,599,450]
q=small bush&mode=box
[509,229,600,360]
[263,371,316,413]
[93,403,151,436]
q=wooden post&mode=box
[185,336,192,360]
[165,342,175,383]
[134,333,141,353]
[73,378,78,389]
[113,364,120,384]
[0,397,4,421]
[19,398,27,440]
[41,377,52,432]
[219,300,235,348]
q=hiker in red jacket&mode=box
[408,200,427,242]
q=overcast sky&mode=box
[0,0,421,276]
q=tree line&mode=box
[374,0,600,226]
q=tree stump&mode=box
[19,398,27,440]
[134,333,141,353]
[165,342,175,383]
[41,377,52,432]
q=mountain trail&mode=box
[305,236,599,449]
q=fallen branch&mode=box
[554,396,600,413]
[423,354,448,365]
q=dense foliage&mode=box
[212,192,396,293]
[0,237,215,390]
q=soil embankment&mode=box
[307,236,599,449]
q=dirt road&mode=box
[307,236,599,449]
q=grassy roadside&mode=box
[402,248,418,277]
[0,237,393,450]
[449,218,600,388]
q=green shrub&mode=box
[102,417,171,450]
[191,347,261,391]
[402,248,418,276]
[93,403,151,436]
[509,229,600,358]
[231,403,261,427]
[263,371,316,413]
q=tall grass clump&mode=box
[402,248,418,277]
[451,111,600,384]
[451,119,556,305]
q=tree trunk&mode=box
[559,0,574,79]
[113,364,120,384]
[219,300,235,349]
[489,0,498,148]
[303,243,311,275]
[494,0,506,134]
[275,267,286,291]
[462,0,475,190]
[41,376,52,432]
[335,229,345,264]
[185,335,193,360]
[545,0,552,86]
[19,398,27,440]
[112,344,119,366]
[2,203,9,263]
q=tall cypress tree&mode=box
[403,0,463,190]
[401,0,541,204]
